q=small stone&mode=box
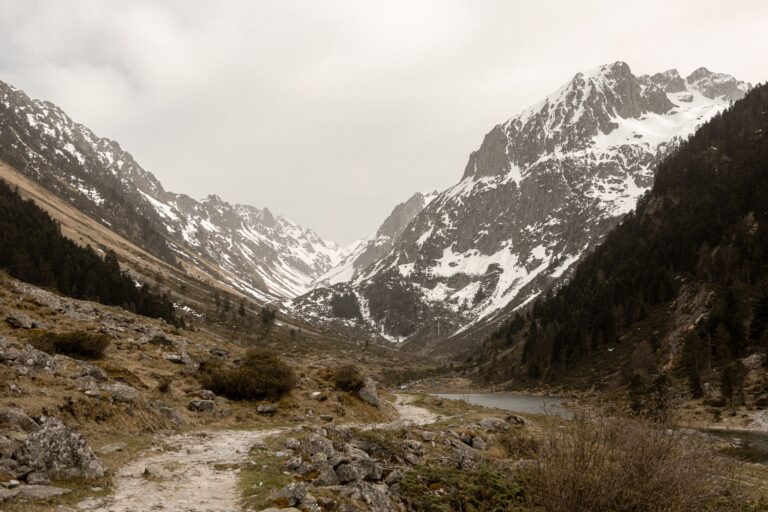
[162,353,184,364]
[188,400,215,413]
[319,415,333,422]
[15,484,70,501]
[284,438,301,451]
[471,437,487,450]
[96,442,128,455]
[192,389,216,400]
[420,430,437,441]
[257,404,278,415]
[25,471,50,485]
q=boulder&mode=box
[357,377,381,408]
[0,436,22,459]
[0,407,39,433]
[479,416,510,431]
[284,438,301,451]
[301,434,335,459]
[191,389,216,400]
[100,382,139,403]
[6,311,33,329]
[270,482,318,510]
[188,399,215,413]
[359,482,398,512]
[25,471,50,485]
[6,311,46,330]
[19,417,105,480]
[335,463,359,484]
[471,436,487,450]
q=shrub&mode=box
[333,364,365,392]
[157,375,172,393]
[399,464,526,512]
[526,413,744,512]
[199,350,295,401]
[32,331,111,359]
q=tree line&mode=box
[0,179,181,326]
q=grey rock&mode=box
[335,463,359,483]
[100,382,139,403]
[96,441,128,455]
[479,416,510,431]
[162,352,184,364]
[270,482,315,508]
[471,436,487,450]
[25,471,50,485]
[284,438,301,451]
[0,436,22,459]
[420,430,437,441]
[5,311,34,329]
[13,484,71,501]
[384,468,403,486]
[0,407,39,433]
[209,347,229,358]
[257,403,277,415]
[191,389,216,400]
[19,417,105,480]
[357,377,381,408]
[301,434,335,459]
[359,482,398,512]
[188,399,215,413]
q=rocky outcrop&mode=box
[19,417,105,480]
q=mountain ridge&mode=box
[294,61,751,346]
[0,79,345,301]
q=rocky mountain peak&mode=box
[686,67,750,101]
[644,69,687,93]
[295,62,752,347]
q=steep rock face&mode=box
[0,80,343,300]
[294,62,750,344]
[313,191,437,287]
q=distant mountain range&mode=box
[293,62,750,348]
[0,63,752,352]
[0,80,351,302]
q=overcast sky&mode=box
[0,1,765,244]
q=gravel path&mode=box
[76,428,282,512]
[74,394,434,511]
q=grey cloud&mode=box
[0,0,766,244]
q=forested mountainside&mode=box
[0,80,344,302]
[295,62,750,347]
[482,83,768,396]
[0,179,179,325]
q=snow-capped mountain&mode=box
[0,80,344,301]
[313,191,438,287]
[294,62,750,344]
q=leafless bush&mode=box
[527,413,744,512]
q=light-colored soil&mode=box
[76,428,283,512]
